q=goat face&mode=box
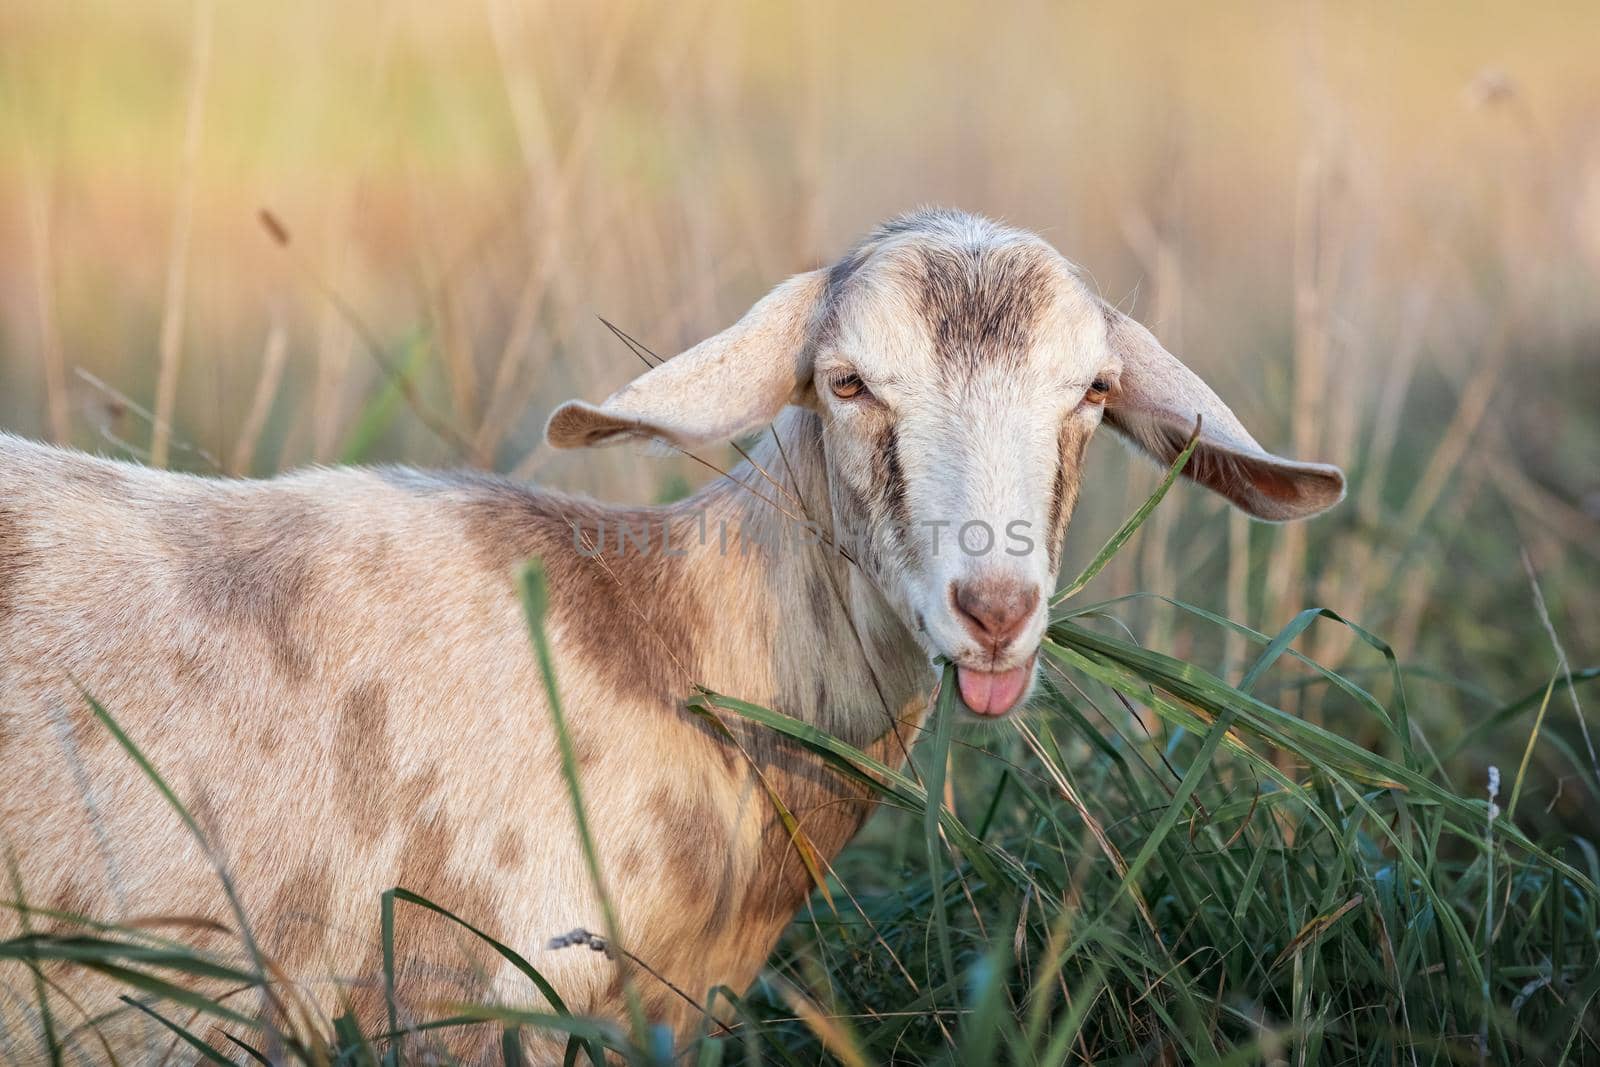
[548,209,1344,716]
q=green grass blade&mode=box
[1044,620,1600,894]
[386,887,572,1016]
[78,688,282,1042]
[5,850,62,1067]
[920,664,959,1014]
[691,688,1016,892]
[119,995,237,1065]
[1051,417,1199,607]
[520,559,649,1055]
[219,1032,272,1064]
[380,888,399,1067]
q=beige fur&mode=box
[0,209,1342,1061]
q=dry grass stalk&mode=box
[1015,720,1158,939]
[1311,280,1438,668]
[1390,463,1488,661]
[149,0,213,469]
[472,0,634,463]
[310,202,355,464]
[1269,149,1347,665]
[23,155,70,444]
[229,319,289,477]
[1115,200,1183,639]
[1521,548,1600,794]
[1223,509,1251,682]
[1482,447,1600,562]
[1134,210,1183,646]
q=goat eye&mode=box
[830,373,867,401]
[1086,378,1111,404]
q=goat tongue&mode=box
[955,660,1032,716]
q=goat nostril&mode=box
[951,580,1039,647]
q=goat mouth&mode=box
[954,653,1037,717]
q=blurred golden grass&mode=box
[2,8,1600,1058]
[0,0,1596,797]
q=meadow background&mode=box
[2,1,1599,1062]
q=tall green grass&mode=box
[5,449,1596,1064]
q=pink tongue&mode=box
[956,662,1032,716]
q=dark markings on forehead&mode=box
[870,206,984,243]
[815,244,872,351]
[913,244,1053,375]
[818,209,1053,360]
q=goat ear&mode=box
[1101,305,1346,522]
[546,270,827,451]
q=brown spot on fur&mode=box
[330,685,442,847]
[598,964,679,1031]
[63,461,126,494]
[358,531,398,585]
[262,858,335,967]
[602,969,628,1011]
[395,765,444,815]
[166,494,322,681]
[335,681,393,843]
[737,704,926,931]
[169,648,197,681]
[332,809,498,1060]
[48,877,96,929]
[492,825,525,871]
[639,985,678,1029]
[648,787,737,941]
[617,843,652,883]
[572,725,605,770]
[187,781,225,841]
[0,505,28,630]
[341,948,393,1036]
[805,569,834,624]
[425,475,705,708]
[57,695,114,755]
[394,812,504,1001]
[258,722,284,754]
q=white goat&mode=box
[0,209,1343,1059]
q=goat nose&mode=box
[951,579,1039,649]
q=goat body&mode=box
[0,209,1344,1059]
[0,416,930,1056]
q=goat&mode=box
[0,209,1344,1059]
